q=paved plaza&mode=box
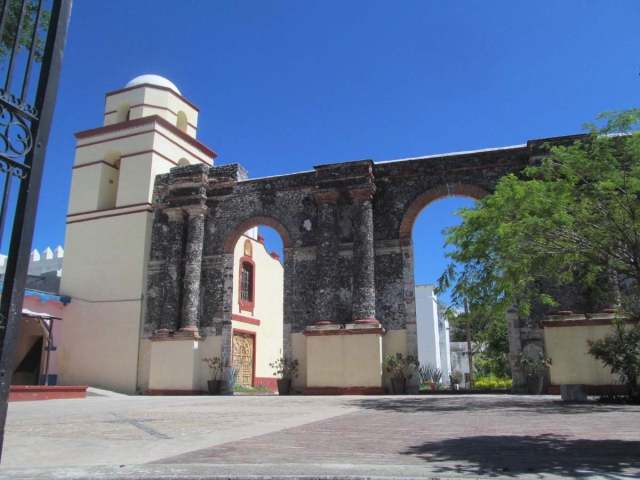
[1,393,639,479]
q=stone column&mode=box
[156,208,186,336]
[349,184,378,324]
[177,204,207,339]
[313,189,340,325]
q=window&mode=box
[241,262,253,302]
[238,239,255,314]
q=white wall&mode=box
[415,284,441,370]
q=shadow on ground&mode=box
[402,434,640,478]
[351,396,637,415]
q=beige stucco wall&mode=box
[545,325,624,386]
[307,333,384,388]
[104,86,198,138]
[148,340,202,390]
[231,236,284,381]
[61,213,152,301]
[57,299,141,393]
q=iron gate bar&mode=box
[0,0,72,462]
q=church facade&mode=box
[57,76,283,394]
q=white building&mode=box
[415,284,451,384]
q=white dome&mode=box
[125,75,180,95]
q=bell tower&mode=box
[58,75,216,393]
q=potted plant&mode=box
[419,363,441,390]
[382,353,418,394]
[270,357,299,395]
[517,351,552,395]
[202,357,223,395]
[451,370,463,390]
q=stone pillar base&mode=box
[303,323,385,391]
[148,339,203,392]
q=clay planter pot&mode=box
[207,380,222,395]
[391,378,406,395]
[527,375,545,395]
[425,381,437,390]
[277,379,292,395]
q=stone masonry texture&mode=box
[143,134,597,389]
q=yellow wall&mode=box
[545,325,624,385]
[231,236,284,380]
[61,213,152,301]
[148,340,202,390]
[306,333,384,388]
[57,299,141,393]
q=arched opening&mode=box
[400,183,491,391]
[177,158,190,166]
[98,149,121,209]
[176,111,188,133]
[116,102,130,123]
[220,220,288,394]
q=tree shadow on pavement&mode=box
[401,434,640,478]
[352,396,636,415]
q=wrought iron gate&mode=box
[0,0,71,461]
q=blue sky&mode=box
[23,1,640,304]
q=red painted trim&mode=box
[541,318,636,328]
[303,327,387,336]
[547,384,627,396]
[254,377,278,392]
[353,318,380,324]
[104,103,198,130]
[238,255,256,315]
[9,386,87,402]
[232,313,261,326]
[72,160,118,170]
[74,115,216,160]
[72,149,180,170]
[66,208,153,224]
[304,387,385,395]
[144,389,205,396]
[232,328,256,388]
[105,83,201,112]
[67,202,152,218]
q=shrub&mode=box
[588,319,640,403]
[474,374,513,390]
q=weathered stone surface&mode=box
[144,135,595,387]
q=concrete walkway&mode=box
[1,394,639,479]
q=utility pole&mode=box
[464,300,474,388]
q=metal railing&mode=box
[0,0,71,461]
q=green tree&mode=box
[588,319,640,403]
[1,0,50,64]
[438,109,640,317]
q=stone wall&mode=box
[144,135,589,389]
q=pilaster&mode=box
[349,184,378,324]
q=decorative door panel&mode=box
[233,332,254,388]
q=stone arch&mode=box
[176,111,188,132]
[398,183,489,239]
[223,216,293,254]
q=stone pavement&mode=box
[1,394,639,479]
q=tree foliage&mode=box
[1,0,50,65]
[438,109,640,317]
[588,320,640,403]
